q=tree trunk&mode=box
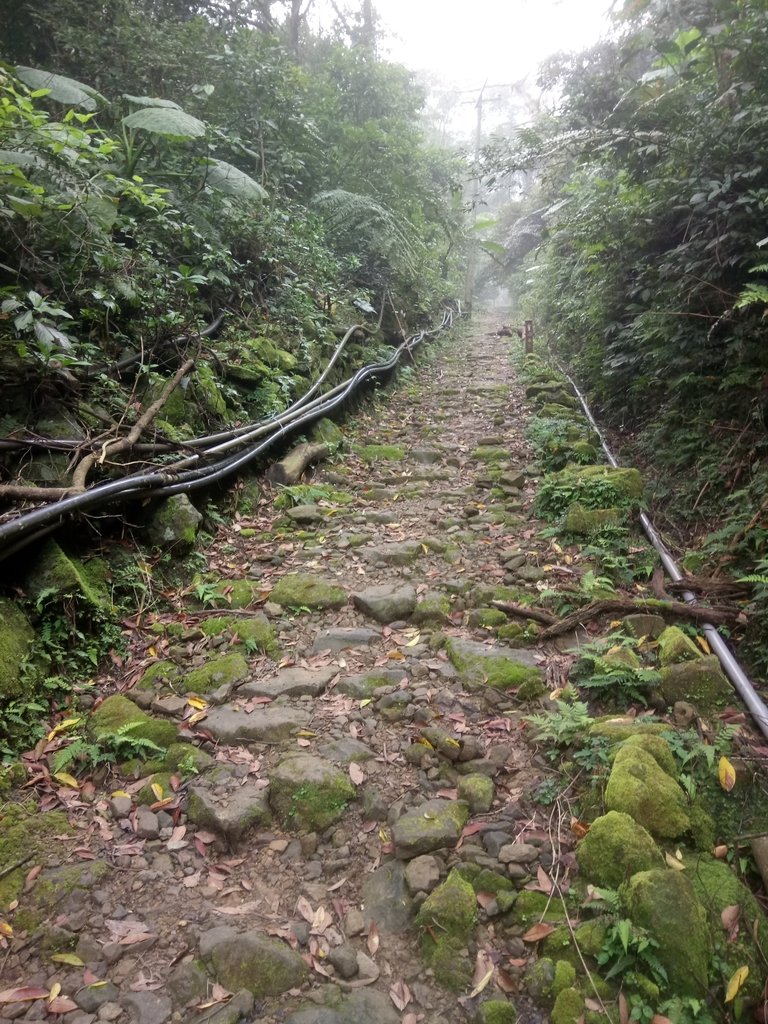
[266,441,330,486]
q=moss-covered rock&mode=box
[658,626,702,666]
[207,931,308,996]
[0,597,35,699]
[0,802,72,910]
[588,719,670,743]
[563,504,625,535]
[573,919,608,957]
[270,573,347,611]
[164,742,214,774]
[605,744,690,839]
[200,578,262,610]
[144,494,202,550]
[23,540,111,612]
[14,860,110,932]
[137,772,174,805]
[621,869,712,995]
[525,957,555,1002]
[511,890,570,925]
[412,593,452,625]
[473,446,510,463]
[467,607,509,629]
[457,773,494,813]
[551,987,585,1024]
[137,660,181,691]
[182,652,250,695]
[192,362,228,418]
[576,811,664,888]
[355,443,405,461]
[659,656,731,712]
[87,694,177,751]
[456,863,515,895]
[618,733,678,777]
[476,1000,517,1024]
[269,754,355,832]
[444,636,545,691]
[311,418,343,446]
[392,799,469,858]
[200,613,278,656]
[416,869,476,990]
[553,960,577,995]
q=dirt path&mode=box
[2,316,766,1024]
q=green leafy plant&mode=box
[596,918,669,989]
[525,699,593,748]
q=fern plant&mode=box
[52,721,165,775]
[597,919,669,989]
[525,699,593,747]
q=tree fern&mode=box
[311,188,422,275]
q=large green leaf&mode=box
[123,95,182,110]
[15,67,106,111]
[204,159,267,201]
[122,107,206,139]
[0,149,42,168]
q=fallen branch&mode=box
[492,601,557,626]
[71,358,196,491]
[266,441,330,486]
[537,598,739,640]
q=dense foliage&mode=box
[0,0,466,434]
[483,0,768,671]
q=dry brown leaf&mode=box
[495,968,516,992]
[296,897,315,923]
[536,865,554,893]
[469,949,495,998]
[619,991,629,1024]
[522,922,555,942]
[349,762,365,785]
[389,980,411,1011]
[721,903,741,941]
[48,996,78,1013]
[367,922,379,956]
[0,988,50,1004]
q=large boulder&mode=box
[605,743,690,839]
[269,754,355,831]
[576,810,664,888]
[415,869,476,990]
[144,494,202,550]
[0,598,35,700]
[392,799,469,858]
[660,656,731,712]
[204,930,308,997]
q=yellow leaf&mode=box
[151,783,164,801]
[46,717,82,741]
[187,696,208,710]
[421,544,429,554]
[416,737,434,749]
[50,953,83,967]
[719,756,737,793]
[0,921,12,937]
[696,635,711,654]
[53,772,79,790]
[564,554,573,565]
[725,965,749,1002]
[552,542,563,554]
[610,620,622,628]
[297,730,317,738]
[111,789,130,799]
[48,983,61,1002]
[147,645,157,658]
[405,633,422,647]
[188,710,208,726]
[359,699,372,708]
[387,650,405,661]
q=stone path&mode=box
[3,317,767,1024]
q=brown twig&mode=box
[537,598,738,640]
[0,852,33,882]
[491,600,558,625]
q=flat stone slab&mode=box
[286,990,399,1024]
[318,737,375,762]
[361,861,414,933]
[187,777,271,841]
[363,541,422,566]
[447,637,540,668]
[240,665,337,699]
[286,504,324,524]
[203,705,310,743]
[336,669,404,698]
[392,799,469,859]
[311,627,380,654]
[203,930,308,997]
[352,583,417,623]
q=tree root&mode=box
[266,441,330,486]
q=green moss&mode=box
[412,595,451,625]
[137,660,181,691]
[657,626,702,667]
[164,743,214,774]
[659,656,731,712]
[269,755,355,832]
[551,987,585,1024]
[542,925,580,967]
[476,1000,517,1024]
[589,719,670,743]
[497,622,524,642]
[621,869,712,995]
[573,919,608,957]
[0,598,35,699]
[472,446,510,463]
[517,677,548,701]
[273,484,355,509]
[355,443,405,462]
[311,418,343,445]
[192,362,228,418]
[182,653,250,695]
[199,614,277,649]
[207,579,262,609]
[270,573,347,611]
[563,503,625,536]
[577,811,664,888]
[456,864,514,894]
[444,636,545,691]
[467,607,509,628]
[617,734,678,777]
[605,744,690,839]
[137,772,174,805]
[525,957,555,1002]
[14,860,110,932]
[553,960,577,995]
[0,803,72,910]
[512,890,570,925]
[88,694,177,750]
[457,773,494,813]
[24,540,111,612]
[145,494,202,549]
[144,371,189,426]
[416,869,476,989]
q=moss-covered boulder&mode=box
[164,742,214,774]
[355,443,405,462]
[269,754,355,832]
[311,418,343,446]
[182,652,250,695]
[88,694,177,751]
[416,869,476,990]
[0,597,35,699]
[137,660,181,691]
[411,593,451,626]
[588,718,670,743]
[617,733,678,777]
[195,578,262,610]
[144,494,202,550]
[23,540,111,612]
[621,869,712,995]
[622,614,666,640]
[657,626,702,667]
[476,1000,518,1024]
[392,799,469,858]
[192,362,228,418]
[0,803,72,910]
[576,811,664,888]
[205,930,308,996]
[605,744,690,839]
[444,636,545,691]
[457,773,494,813]
[467,607,509,629]
[270,573,347,611]
[551,987,585,1024]
[200,613,278,657]
[511,890,570,926]
[659,656,731,712]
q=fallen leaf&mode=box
[522,923,554,942]
[495,968,516,992]
[719,756,736,793]
[725,964,749,1002]
[296,897,314,924]
[536,865,554,893]
[721,904,741,941]
[469,949,495,997]
[53,771,79,790]
[0,988,50,1004]
[23,865,41,892]
[50,953,84,967]
[664,852,685,871]
[389,980,411,1011]
[349,763,365,785]
[619,991,629,1024]
[48,996,78,1013]
[367,922,379,956]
